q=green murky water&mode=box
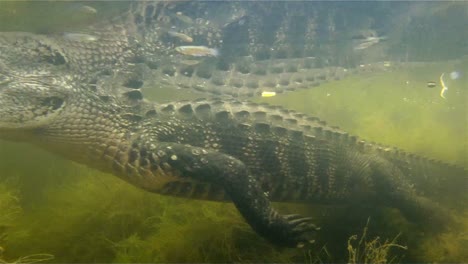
[0,1,467,263]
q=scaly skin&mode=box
[0,69,466,246]
[0,1,466,247]
[0,1,410,99]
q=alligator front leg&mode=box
[144,142,319,247]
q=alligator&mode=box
[1,1,408,99]
[0,1,466,248]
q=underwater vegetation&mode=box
[346,218,407,264]
[0,165,412,263]
[0,254,54,264]
[0,183,53,264]
[0,183,22,262]
[0,184,21,235]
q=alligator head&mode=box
[0,32,127,164]
[0,67,72,133]
[0,33,71,134]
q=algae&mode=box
[0,184,21,231]
[0,182,54,264]
[347,218,407,264]
[0,254,54,264]
[0,182,22,260]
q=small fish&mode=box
[173,12,194,25]
[427,81,437,88]
[353,36,387,50]
[168,31,193,43]
[68,3,97,15]
[351,29,380,40]
[365,36,387,42]
[175,46,219,57]
[439,73,448,99]
[79,5,97,15]
[354,40,378,50]
[63,33,98,42]
[179,59,202,66]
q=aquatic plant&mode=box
[0,183,22,259]
[413,212,468,262]
[347,218,407,264]
[0,254,54,264]
[0,183,53,264]
[0,184,21,230]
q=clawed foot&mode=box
[269,214,320,248]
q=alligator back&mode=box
[29,1,412,100]
[119,98,467,210]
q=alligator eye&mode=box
[45,51,66,65]
[43,96,64,110]
[36,44,66,65]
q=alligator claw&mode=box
[278,214,319,247]
[284,214,304,220]
[289,216,315,226]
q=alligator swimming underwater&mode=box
[0,1,466,247]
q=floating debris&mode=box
[261,91,276,97]
[168,31,193,43]
[450,71,461,80]
[426,81,436,88]
[175,46,219,57]
[63,33,98,42]
[439,73,448,99]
